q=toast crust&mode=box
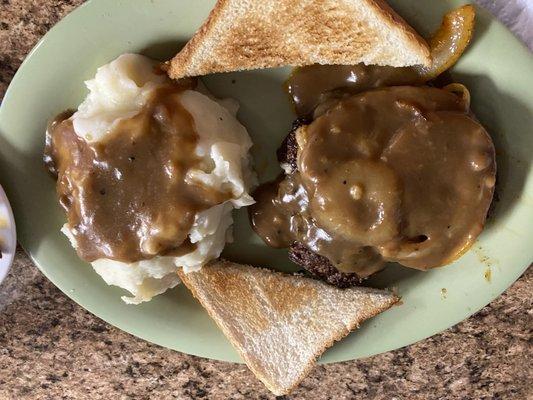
[178,260,399,395]
[168,0,430,79]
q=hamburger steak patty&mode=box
[278,121,364,288]
[277,118,308,172]
[289,242,363,288]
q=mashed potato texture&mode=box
[64,54,255,304]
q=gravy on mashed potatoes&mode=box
[44,54,255,304]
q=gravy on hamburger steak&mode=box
[250,64,496,284]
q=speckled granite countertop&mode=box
[0,1,532,399]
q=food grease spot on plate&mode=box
[473,245,498,269]
[484,268,492,283]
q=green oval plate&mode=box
[0,0,531,363]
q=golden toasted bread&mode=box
[167,0,430,79]
[178,260,399,395]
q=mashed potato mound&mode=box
[64,54,255,304]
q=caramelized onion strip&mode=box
[443,83,471,110]
[416,5,476,81]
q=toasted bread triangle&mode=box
[167,0,430,79]
[178,260,399,395]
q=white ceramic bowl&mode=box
[0,185,16,285]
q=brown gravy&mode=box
[286,64,420,119]
[45,81,231,263]
[251,65,496,276]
